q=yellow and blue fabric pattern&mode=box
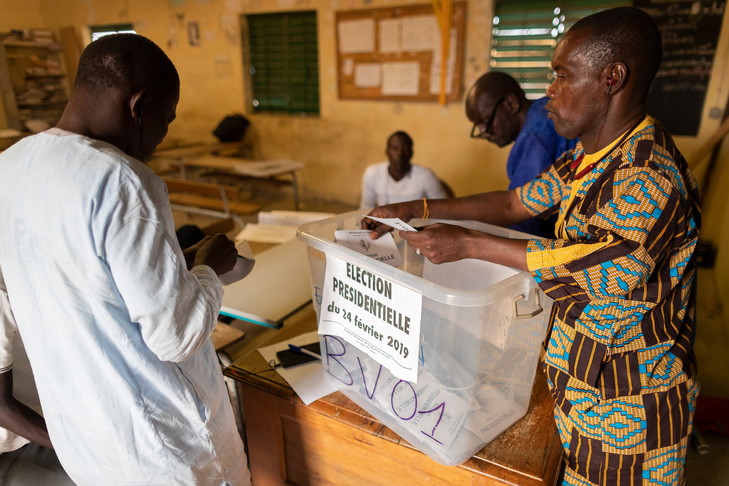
[516,116,700,485]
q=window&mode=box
[490,1,628,99]
[246,11,319,115]
[89,23,137,42]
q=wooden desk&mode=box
[154,141,248,159]
[224,305,562,486]
[183,156,304,210]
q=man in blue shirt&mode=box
[466,71,577,238]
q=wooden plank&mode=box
[184,155,249,172]
[162,176,238,199]
[226,306,562,485]
[59,26,82,87]
[212,322,245,351]
[201,217,236,235]
[155,141,247,159]
[168,193,260,214]
[240,374,560,486]
[692,116,729,167]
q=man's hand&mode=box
[361,199,423,239]
[181,236,212,270]
[192,233,238,276]
[398,223,475,264]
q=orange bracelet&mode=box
[422,197,430,220]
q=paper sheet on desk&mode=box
[258,331,337,405]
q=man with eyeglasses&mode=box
[465,71,576,238]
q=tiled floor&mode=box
[175,182,729,485]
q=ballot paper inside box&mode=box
[296,211,553,466]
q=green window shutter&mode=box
[491,1,629,99]
[89,23,136,42]
[248,11,319,115]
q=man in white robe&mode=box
[0,34,251,486]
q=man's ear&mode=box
[503,92,521,114]
[605,63,627,94]
[129,91,147,121]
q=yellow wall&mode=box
[0,0,44,32]
[2,0,729,298]
[22,0,504,206]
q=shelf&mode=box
[25,73,65,78]
[17,101,67,107]
[0,36,69,131]
[2,41,62,50]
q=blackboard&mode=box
[635,0,726,136]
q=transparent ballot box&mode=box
[296,211,552,466]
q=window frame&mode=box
[243,10,320,116]
[490,1,629,99]
[89,23,137,42]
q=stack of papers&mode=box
[236,223,297,244]
[235,210,335,244]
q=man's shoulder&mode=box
[630,117,685,163]
[410,164,436,174]
[409,164,439,179]
[363,162,388,175]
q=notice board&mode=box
[335,2,466,102]
[635,0,726,136]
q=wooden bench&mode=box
[162,177,260,226]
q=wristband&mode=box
[421,197,430,220]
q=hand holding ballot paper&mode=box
[219,239,255,285]
[334,214,423,267]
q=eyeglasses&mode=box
[470,96,504,139]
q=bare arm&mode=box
[0,370,53,449]
[361,190,535,270]
[399,223,529,271]
[362,190,532,238]
[428,190,533,226]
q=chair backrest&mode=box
[439,178,455,199]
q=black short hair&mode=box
[75,34,179,97]
[473,71,524,99]
[388,131,413,149]
[569,7,662,98]
[468,71,526,115]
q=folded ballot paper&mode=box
[335,230,404,267]
[334,216,421,266]
[218,239,255,286]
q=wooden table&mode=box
[154,141,249,159]
[175,155,304,210]
[224,305,563,486]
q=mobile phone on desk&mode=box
[275,342,321,369]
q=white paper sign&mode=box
[335,230,403,266]
[319,254,422,382]
[378,18,401,53]
[381,62,420,96]
[338,18,375,54]
[354,63,382,88]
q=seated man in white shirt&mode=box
[0,274,75,486]
[360,131,449,208]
